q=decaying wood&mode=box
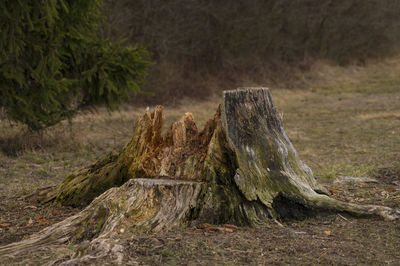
[40,105,215,207]
[2,87,398,264]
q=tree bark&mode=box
[3,87,398,264]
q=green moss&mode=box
[58,174,78,189]
[52,157,133,207]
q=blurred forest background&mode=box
[104,0,400,104]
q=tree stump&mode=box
[2,88,399,264]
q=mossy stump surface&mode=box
[1,88,399,264]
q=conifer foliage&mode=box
[0,0,151,130]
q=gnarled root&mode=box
[0,178,203,265]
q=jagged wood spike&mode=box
[40,105,214,207]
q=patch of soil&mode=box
[326,168,400,209]
[123,217,400,265]
[373,167,400,185]
[0,196,78,246]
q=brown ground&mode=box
[125,165,400,265]
[0,59,400,264]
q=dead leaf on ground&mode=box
[38,218,49,224]
[193,228,203,233]
[222,227,234,233]
[222,224,239,230]
[26,218,33,227]
[329,188,341,195]
[0,223,11,228]
[196,223,212,229]
[34,216,49,224]
[206,226,220,232]
[384,186,397,193]
[194,223,237,234]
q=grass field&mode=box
[0,58,399,264]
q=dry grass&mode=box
[301,55,400,94]
[358,111,400,120]
[273,88,400,179]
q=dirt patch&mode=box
[0,196,78,246]
[124,217,400,265]
[323,167,400,209]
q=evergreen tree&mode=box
[0,0,151,130]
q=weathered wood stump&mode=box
[1,88,399,264]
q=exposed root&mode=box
[302,192,400,221]
[0,179,203,264]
